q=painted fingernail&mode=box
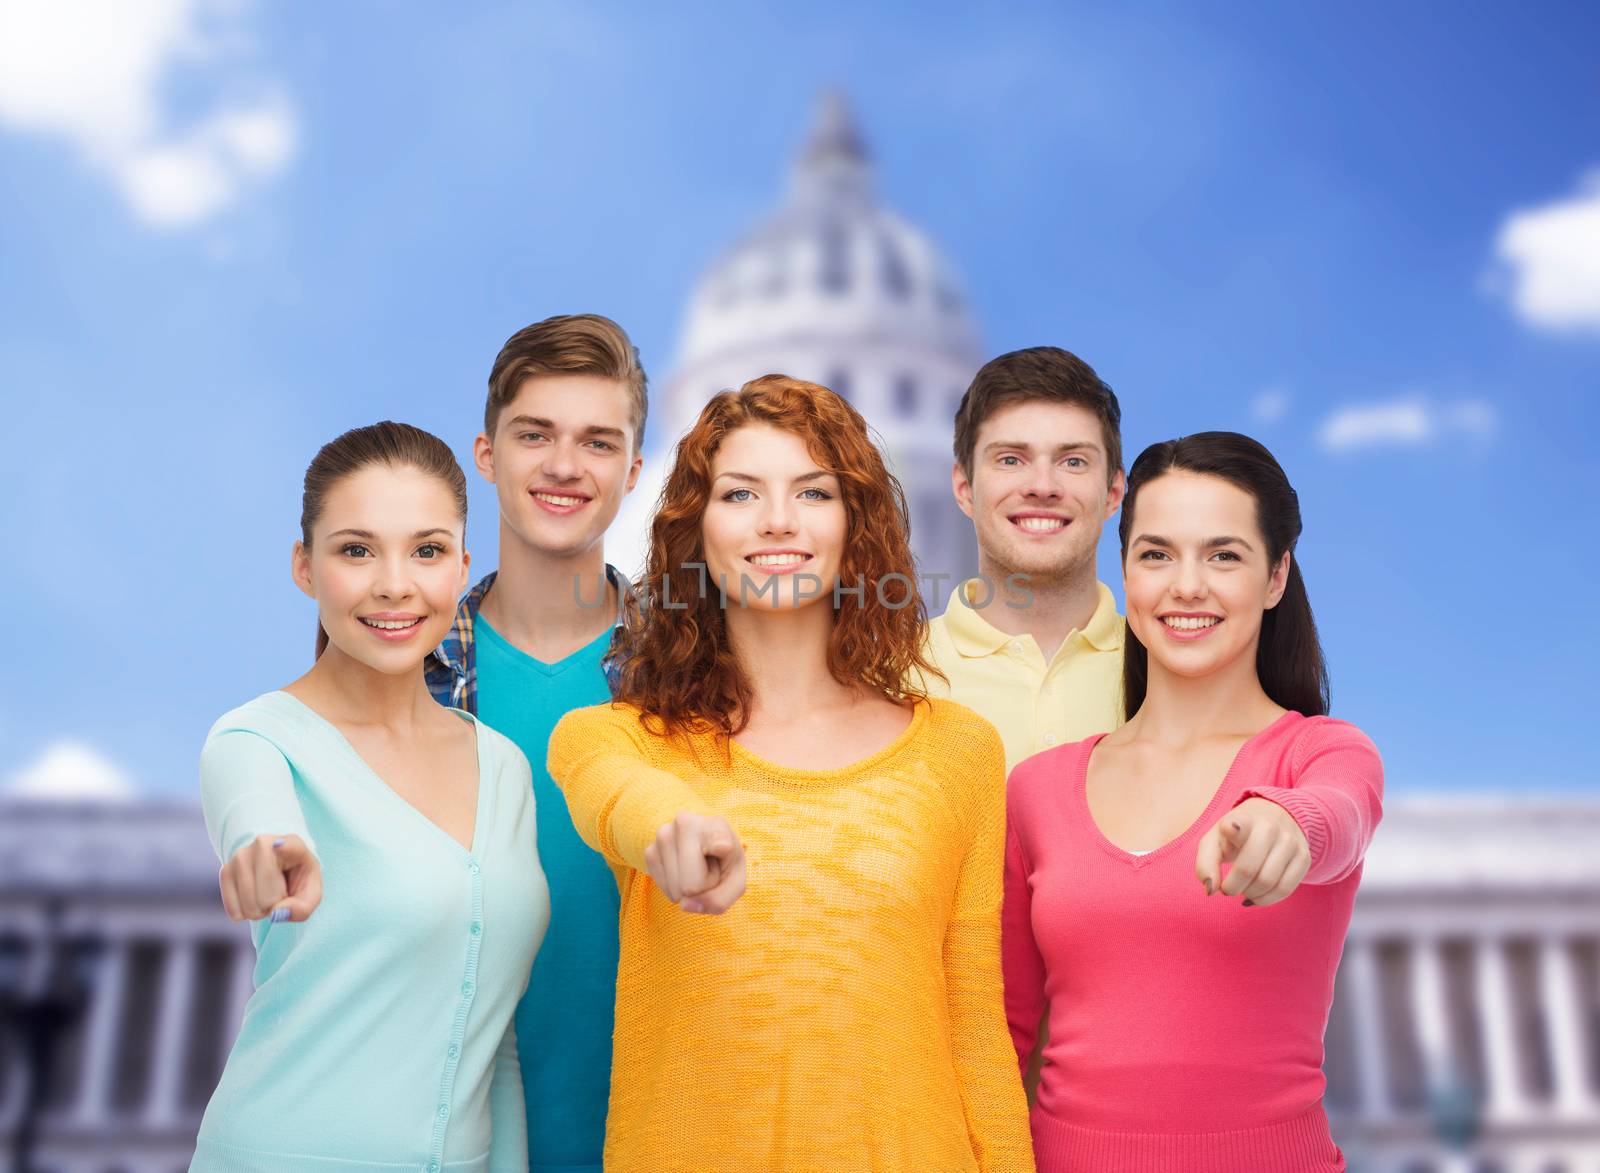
[1242,899,1255,908]
[271,838,286,849]
[270,907,291,924]
[1202,879,1213,896]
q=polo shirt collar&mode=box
[939,578,1122,657]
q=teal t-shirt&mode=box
[475,614,618,1173]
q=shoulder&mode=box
[915,698,1006,796]
[920,697,1002,757]
[204,692,307,755]
[469,715,531,781]
[1272,714,1383,782]
[1007,736,1096,811]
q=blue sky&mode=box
[2,1,1596,798]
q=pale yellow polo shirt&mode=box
[920,580,1124,774]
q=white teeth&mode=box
[1162,616,1220,631]
[535,492,584,507]
[362,618,422,630]
[1015,517,1066,533]
[749,553,808,567]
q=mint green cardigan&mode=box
[193,691,549,1172]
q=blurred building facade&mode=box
[4,95,1596,1173]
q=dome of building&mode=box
[662,91,984,581]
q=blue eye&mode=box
[998,455,1022,467]
[723,488,754,502]
[799,487,832,501]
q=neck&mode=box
[292,647,436,732]
[480,521,612,651]
[1124,642,1283,747]
[723,601,854,720]
[971,550,1103,661]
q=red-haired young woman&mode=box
[548,375,1033,1172]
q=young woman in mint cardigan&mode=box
[192,422,549,1173]
[1003,432,1382,1173]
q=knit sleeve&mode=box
[1237,719,1384,886]
[548,704,719,873]
[1001,774,1046,1080]
[199,728,316,865]
[942,718,1035,1171]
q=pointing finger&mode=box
[1220,819,1272,898]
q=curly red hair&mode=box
[614,374,941,737]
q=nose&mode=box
[1023,460,1062,500]
[1170,555,1208,601]
[373,553,416,602]
[758,494,798,539]
[544,437,582,482]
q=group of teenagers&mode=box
[192,314,1384,1173]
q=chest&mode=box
[339,726,480,851]
[733,704,911,771]
[1085,740,1245,853]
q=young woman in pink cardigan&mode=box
[1002,431,1383,1173]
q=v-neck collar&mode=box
[271,691,488,858]
[1076,711,1299,869]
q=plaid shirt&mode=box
[426,566,630,714]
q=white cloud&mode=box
[1317,394,1497,454]
[0,0,295,229]
[1491,169,1600,334]
[1251,387,1289,423]
[6,741,137,803]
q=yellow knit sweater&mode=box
[547,697,1034,1173]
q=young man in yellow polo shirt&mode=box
[922,346,1127,773]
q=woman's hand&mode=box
[643,813,746,915]
[1195,798,1310,907]
[219,834,323,924]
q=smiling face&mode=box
[474,373,643,560]
[1122,470,1290,684]
[292,463,470,674]
[700,423,847,612]
[953,400,1125,586]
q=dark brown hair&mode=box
[485,313,647,449]
[953,346,1123,481]
[301,421,468,658]
[613,374,940,737]
[1118,431,1328,720]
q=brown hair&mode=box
[485,313,648,449]
[301,421,468,658]
[953,346,1123,482]
[613,374,940,738]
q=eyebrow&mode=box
[326,528,455,540]
[981,440,1101,456]
[713,470,835,485]
[506,415,626,439]
[1133,533,1255,551]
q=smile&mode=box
[360,617,423,630]
[747,553,811,567]
[1160,615,1222,633]
[1010,516,1068,533]
[533,491,588,509]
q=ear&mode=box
[457,546,472,596]
[472,431,496,485]
[625,450,643,494]
[291,540,315,599]
[1103,468,1127,519]
[951,461,975,520]
[1265,550,1291,610]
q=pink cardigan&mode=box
[1002,712,1383,1173]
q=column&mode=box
[146,934,198,1126]
[1538,935,1595,1117]
[1409,935,1456,1090]
[1344,936,1393,1120]
[1474,935,1527,1121]
[72,935,128,1125]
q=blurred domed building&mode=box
[659,91,981,582]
